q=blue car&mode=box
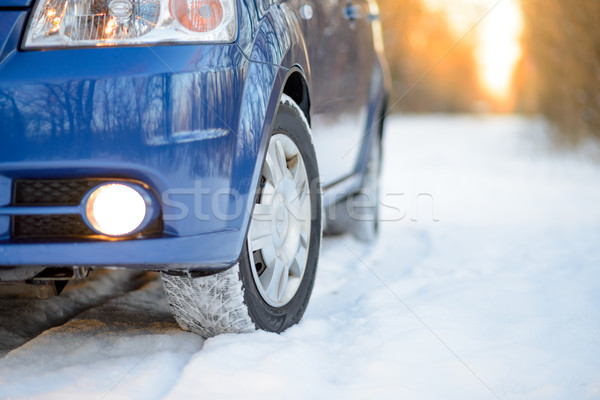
[0,0,389,336]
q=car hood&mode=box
[0,0,32,7]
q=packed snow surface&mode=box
[1,115,599,399]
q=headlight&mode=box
[23,0,237,48]
[85,183,148,237]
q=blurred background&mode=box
[379,0,600,146]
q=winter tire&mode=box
[161,94,322,337]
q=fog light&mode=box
[85,184,147,237]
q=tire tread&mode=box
[161,266,255,338]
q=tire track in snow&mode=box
[0,274,203,400]
[0,269,154,357]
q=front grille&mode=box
[10,178,163,240]
[14,179,106,205]
[13,215,96,238]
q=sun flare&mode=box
[424,0,524,101]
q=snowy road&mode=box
[1,115,600,400]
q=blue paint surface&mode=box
[0,0,389,271]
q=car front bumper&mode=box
[0,12,274,272]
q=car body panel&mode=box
[0,0,389,272]
[0,0,31,8]
[0,11,25,66]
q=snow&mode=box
[1,114,600,399]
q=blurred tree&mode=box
[518,0,600,143]
[378,0,483,112]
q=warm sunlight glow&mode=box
[477,0,523,98]
[424,0,523,100]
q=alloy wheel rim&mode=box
[247,134,311,307]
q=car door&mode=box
[299,0,377,185]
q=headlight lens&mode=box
[85,183,148,237]
[23,0,237,48]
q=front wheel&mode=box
[161,95,322,337]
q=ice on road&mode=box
[1,115,599,400]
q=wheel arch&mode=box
[282,67,311,127]
[232,1,318,269]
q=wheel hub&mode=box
[275,204,288,237]
[270,178,300,258]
